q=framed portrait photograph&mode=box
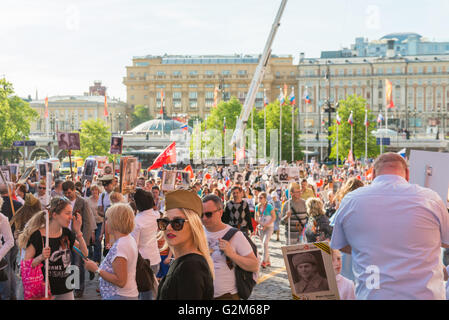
[110,136,124,155]
[38,163,47,180]
[177,171,191,188]
[282,242,339,300]
[233,172,245,185]
[0,166,10,183]
[121,156,139,192]
[102,163,114,176]
[162,170,176,191]
[276,167,300,183]
[18,166,36,184]
[82,159,96,182]
[57,132,70,150]
[68,133,81,150]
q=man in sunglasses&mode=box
[222,186,253,236]
[202,194,259,300]
[34,180,50,208]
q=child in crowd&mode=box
[332,249,356,300]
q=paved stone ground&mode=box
[79,224,293,300]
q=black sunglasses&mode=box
[157,218,189,231]
[202,209,220,218]
[38,186,46,190]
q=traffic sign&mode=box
[13,140,36,147]
[13,141,25,147]
[376,138,390,146]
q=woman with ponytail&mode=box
[18,196,88,300]
[156,189,214,300]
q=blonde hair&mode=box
[289,182,301,193]
[18,197,71,248]
[90,184,102,194]
[105,203,135,234]
[109,191,125,204]
[335,178,365,204]
[18,210,46,249]
[305,197,325,217]
[180,208,215,279]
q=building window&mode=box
[238,84,247,88]
[173,92,182,109]
[156,71,166,77]
[275,72,281,78]
[377,68,383,75]
[173,84,182,88]
[418,67,423,74]
[130,95,135,100]
[156,84,166,88]
[130,72,134,78]
[205,84,214,88]
[189,70,198,76]
[205,70,214,76]
[222,70,231,76]
[189,84,198,88]
[237,70,247,75]
[395,67,401,74]
[173,71,182,77]
[144,86,148,90]
[144,95,148,100]
[427,66,432,73]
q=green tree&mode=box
[0,79,39,155]
[253,101,303,162]
[74,119,111,160]
[130,104,152,128]
[328,94,379,162]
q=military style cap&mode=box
[292,253,317,267]
[99,174,114,181]
[165,189,202,216]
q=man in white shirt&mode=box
[202,194,259,300]
[330,152,449,300]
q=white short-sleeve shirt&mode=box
[205,225,253,298]
[330,174,449,300]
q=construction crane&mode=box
[229,0,288,149]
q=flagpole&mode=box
[291,102,294,163]
[365,109,368,163]
[264,104,267,161]
[280,101,282,162]
[350,122,353,155]
[336,123,339,167]
[305,91,308,164]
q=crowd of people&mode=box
[0,152,448,300]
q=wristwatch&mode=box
[95,268,101,276]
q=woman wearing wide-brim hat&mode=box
[156,189,214,300]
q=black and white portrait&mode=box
[57,133,70,150]
[162,171,176,191]
[276,167,300,182]
[288,251,329,294]
[68,133,81,150]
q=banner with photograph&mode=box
[282,242,339,300]
[82,158,96,182]
[18,166,36,184]
[57,132,80,150]
[110,136,124,155]
[162,170,176,191]
[0,166,10,183]
[276,167,300,182]
[120,156,139,193]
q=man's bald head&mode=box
[373,153,409,181]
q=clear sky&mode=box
[1,0,448,101]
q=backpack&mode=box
[222,227,258,300]
[135,253,157,293]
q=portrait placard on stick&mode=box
[82,158,96,182]
[162,170,176,192]
[281,242,339,300]
[18,166,36,184]
[276,167,300,183]
[110,136,124,155]
[0,166,11,182]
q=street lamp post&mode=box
[324,65,337,161]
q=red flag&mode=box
[104,95,109,117]
[236,147,245,162]
[160,90,164,115]
[44,97,49,118]
[147,142,176,171]
[184,164,194,179]
[365,167,374,181]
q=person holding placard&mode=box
[18,197,88,300]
